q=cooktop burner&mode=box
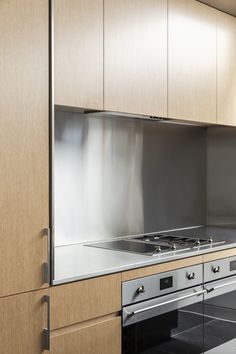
[131,234,214,246]
[86,233,225,256]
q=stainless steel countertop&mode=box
[53,226,236,285]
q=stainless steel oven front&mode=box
[122,256,236,354]
[203,256,236,354]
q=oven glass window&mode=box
[203,289,236,354]
[123,301,204,354]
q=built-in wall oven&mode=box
[122,256,236,354]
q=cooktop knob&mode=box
[212,265,220,273]
[137,285,145,294]
[187,272,195,280]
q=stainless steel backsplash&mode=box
[54,111,206,246]
[207,126,236,225]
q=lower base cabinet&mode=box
[50,274,122,353]
[51,316,121,354]
[0,289,49,354]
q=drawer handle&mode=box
[126,289,206,318]
[42,295,50,351]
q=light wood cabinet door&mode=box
[217,12,236,126]
[51,274,121,330]
[0,289,49,354]
[168,0,217,123]
[104,0,167,117]
[54,0,103,109]
[0,1,49,297]
[51,317,121,354]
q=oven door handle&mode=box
[205,278,236,293]
[126,289,207,318]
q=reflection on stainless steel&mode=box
[54,111,206,246]
[122,256,236,352]
[207,127,236,225]
[122,264,204,326]
[55,112,144,245]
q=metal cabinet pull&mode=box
[42,295,50,351]
[126,289,206,317]
[205,279,236,293]
[42,228,51,284]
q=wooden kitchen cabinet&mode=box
[217,11,236,126]
[50,274,122,353]
[0,0,49,297]
[0,289,49,354]
[168,0,217,124]
[51,316,121,354]
[54,0,103,109]
[50,273,121,329]
[104,0,167,117]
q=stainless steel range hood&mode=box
[55,104,213,127]
[85,111,210,127]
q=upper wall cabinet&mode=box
[217,12,236,126]
[104,0,168,117]
[0,0,49,297]
[54,0,103,109]
[168,0,217,124]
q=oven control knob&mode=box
[212,266,220,273]
[187,272,195,280]
[137,285,145,294]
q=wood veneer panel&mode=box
[217,11,236,126]
[203,248,236,262]
[51,273,121,330]
[104,0,167,117]
[0,289,49,354]
[0,0,49,297]
[54,0,103,109]
[51,317,121,354]
[168,0,217,123]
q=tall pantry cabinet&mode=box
[0,1,49,353]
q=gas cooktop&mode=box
[86,233,225,256]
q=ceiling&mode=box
[199,0,236,16]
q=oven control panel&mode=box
[204,255,236,283]
[122,264,203,306]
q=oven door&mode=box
[122,285,206,354]
[203,275,236,354]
